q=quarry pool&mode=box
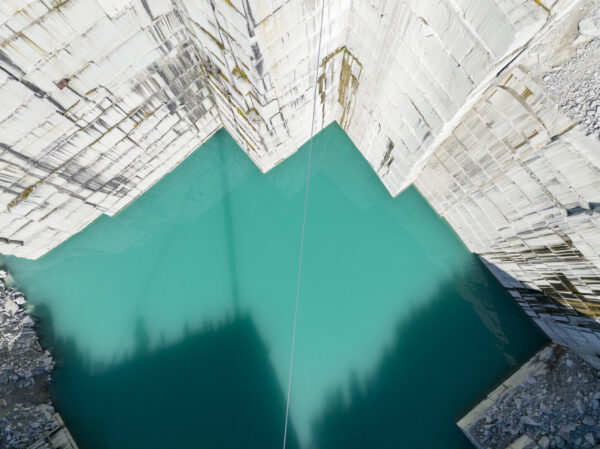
[0,123,546,449]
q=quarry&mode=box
[1,0,600,448]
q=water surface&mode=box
[1,123,546,448]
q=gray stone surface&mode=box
[532,4,600,141]
[0,270,57,449]
[460,344,600,449]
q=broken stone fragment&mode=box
[540,402,551,414]
[520,416,540,426]
[4,299,19,315]
[585,432,596,445]
[566,359,573,368]
[42,355,53,370]
[579,19,600,38]
[39,404,55,419]
[582,415,596,426]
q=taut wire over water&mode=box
[282,0,327,448]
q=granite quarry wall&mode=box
[1,0,600,366]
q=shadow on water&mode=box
[35,308,300,449]
[311,256,547,449]
[29,253,546,449]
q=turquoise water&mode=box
[1,123,546,448]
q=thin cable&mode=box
[282,1,326,448]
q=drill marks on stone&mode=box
[345,0,550,196]
[178,0,287,167]
[377,138,395,177]
[0,2,221,257]
[0,0,354,257]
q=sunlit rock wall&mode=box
[0,0,220,258]
[343,0,554,194]
[0,0,562,258]
[415,0,600,367]
[1,0,600,365]
[177,0,352,171]
[0,0,352,258]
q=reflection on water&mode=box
[0,123,547,448]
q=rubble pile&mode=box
[465,344,600,449]
[0,270,57,448]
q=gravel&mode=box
[0,270,57,449]
[527,1,600,142]
[468,344,600,449]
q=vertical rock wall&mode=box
[0,0,220,259]
[0,0,560,259]
[414,1,600,367]
[415,67,600,367]
[343,0,553,194]
[176,0,352,171]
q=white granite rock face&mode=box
[0,0,557,258]
[0,0,221,258]
[1,0,600,364]
[414,1,600,367]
